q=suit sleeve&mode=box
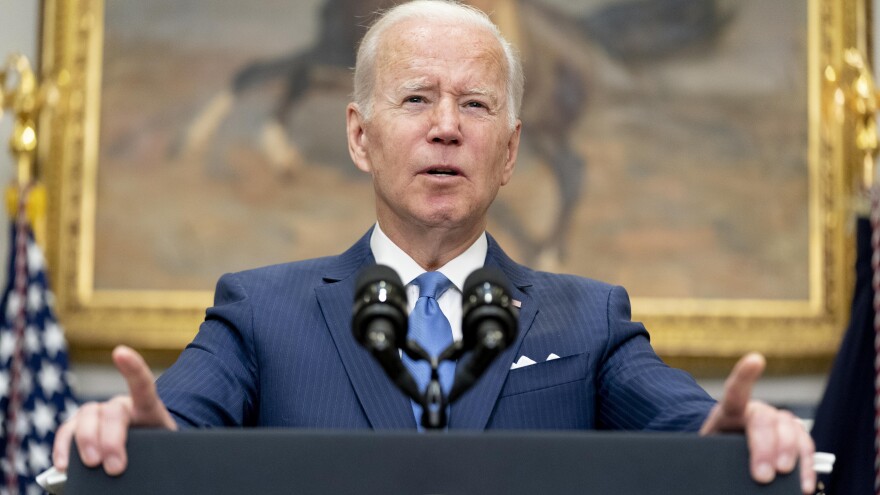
[156,272,259,428]
[595,285,716,431]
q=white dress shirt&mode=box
[369,223,487,342]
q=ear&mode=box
[347,103,372,173]
[500,120,522,186]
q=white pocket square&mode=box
[510,355,537,369]
[510,353,563,369]
[510,352,559,370]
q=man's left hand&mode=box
[699,353,815,495]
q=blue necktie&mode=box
[403,271,454,428]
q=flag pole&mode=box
[0,53,76,494]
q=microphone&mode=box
[352,264,421,403]
[448,267,518,402]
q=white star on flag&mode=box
[25,443,49,474]
[25,286,41,315]
[42,323,64,359]
[14,415,28,440]
[24,243,42,275]
[37,364,61,398]
[30,401,56,439]
[23,326,40,357]
[4,293,21,323]
[0,333,13,365]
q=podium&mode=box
[65,429,800,494]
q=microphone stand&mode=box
[402,341,468,430]
[354,265,518,430]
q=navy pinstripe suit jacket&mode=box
[157,230,716,431]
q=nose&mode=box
[427,98,462,145]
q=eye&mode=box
[404,95,426,104]
[465,100,486,109]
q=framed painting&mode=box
[38,0,870,371]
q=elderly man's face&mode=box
[348,19,521,237]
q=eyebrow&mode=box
[398,80,499,104]
[463,87,497,100]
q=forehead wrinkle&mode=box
[375,20,510,111]
[399,78,434,93]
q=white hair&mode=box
[352,0,524,128]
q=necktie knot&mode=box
[413,271,452,300]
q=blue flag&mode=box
[0,189,78,494]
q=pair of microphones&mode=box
[352,265,518,429]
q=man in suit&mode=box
[52,1,816,492]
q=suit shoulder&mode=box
[237,255,339,277]
[215,254,347,297]
[220,230,371,287]
[237,254,340,279]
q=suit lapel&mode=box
[315,231,416,429]
[449,235,538,429]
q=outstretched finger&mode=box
[720,353,765,418]
[111,346,163,422]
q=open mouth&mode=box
[426,168,459,177]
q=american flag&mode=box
[0,186,77,494]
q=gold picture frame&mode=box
[38,0,870,370]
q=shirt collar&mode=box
[369,223,487,291]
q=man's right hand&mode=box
[52,345,178,476]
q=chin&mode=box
[408,198,485,230]
[419,211,483,233]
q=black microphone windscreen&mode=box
[355,264,404,294]
[463,266,511,296]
